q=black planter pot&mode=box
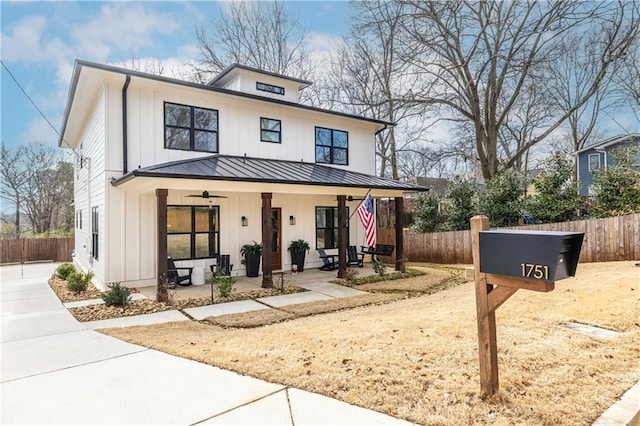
[290,251,306,272]
[245,253,261,277]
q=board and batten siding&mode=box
[122,79,378,176]
[73,84,107,288]
[104,191,370,287]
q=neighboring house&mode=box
[59,60,426,290]
[575,133,640,196]
[400,177,449,222]
[411,177,450,195]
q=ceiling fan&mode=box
[185,191,227,199]
[334,195,365,201]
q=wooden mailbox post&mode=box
[471,216,584,397]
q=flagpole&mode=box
[346,188,373,224]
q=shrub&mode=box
[66,270,94,293]
[527,152,580,223]
[373,258,386,276]
[478,169,527,227]
[211,269,237,298]
[56,262,76,280]
[590,146,640,217]
[411,191,446,233]
[101,282,131,307]
[442,178,478,230]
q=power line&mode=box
[1,60,76,152]
[1,59,61,138]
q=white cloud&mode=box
[69,3,179,63]
[306,32,342,56]
[20,117,59,146]
[1,15,68,63]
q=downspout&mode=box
[374,124,389,136]
[122,75,131,174]
[374,124,389,177]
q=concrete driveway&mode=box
[1,262,412,425]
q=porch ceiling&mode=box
[111,154,428,197]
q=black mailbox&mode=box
[479,230,584,282]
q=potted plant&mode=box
[241,241,263,277]
[288,239,310,272]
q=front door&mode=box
[271,208,282,270]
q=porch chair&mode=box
[167,256,193,288]
[317,249,337,271]
[210,254,234,277]
[347,245,364,267]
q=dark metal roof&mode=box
[208,63,313,88]
[59,60,394,147]
[111,155,429,192]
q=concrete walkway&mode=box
[1,262,412,425]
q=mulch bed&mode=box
[48,274,306,322]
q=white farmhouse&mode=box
[59,60,426,295]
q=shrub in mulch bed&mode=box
[48,275,104,302]
[67,285,308,322]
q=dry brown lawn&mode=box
[102,261,640,425]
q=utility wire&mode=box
[1,59,75,151]
[1,59,61,137]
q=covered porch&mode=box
[111,155,427,302]
[136,263,381,301]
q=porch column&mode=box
[337,195,347,278]
[395,196,405,272]
[156,188,168,302]
[261,192,273,288]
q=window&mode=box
[588,153,601,172]
[167,206,220,260]
[91,207,99,260]
[256,82,285,95]
[164,102,218,153]
[315,206,348,249]
[260,117,281,143]
[315,127,348,165]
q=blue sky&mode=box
[1,1,350,151]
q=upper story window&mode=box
[315,127,348,165]
[256,82,285,96]
[260,118,281,143]
[588,153,601,172]
[164,102,218,153]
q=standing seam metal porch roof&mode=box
[111,155,428,192]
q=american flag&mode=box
[357,194,376,247]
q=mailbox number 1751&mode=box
[520,263,549,280]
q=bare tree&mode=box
[194,1,312,82]
[401,0,639,179]
[330,0,428,178]
[0,144,27,237]
[0,143,73,236]
[614,37,640,124]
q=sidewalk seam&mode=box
[188,386,288,425]
[286,387,296,426]
[1,347,150,384]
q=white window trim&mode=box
[588,153,601,172]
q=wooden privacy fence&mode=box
[0,238,74,264]
[378,213,640,264]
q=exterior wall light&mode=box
[289,215,296,225]
[241,216,248,227]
